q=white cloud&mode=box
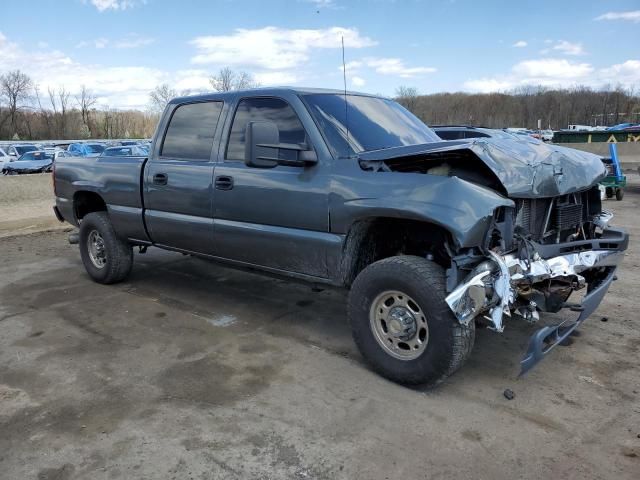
[552,40,585,56]
[513,59,593,79]
[173,69,212,93]
[0,31,165,109]
[464,57,640,92]
[87,0,137,12]
[343,60,363,72]
[512,40,527,48]
[254,71,301,85]
[595,10,640,23]
[37,41,49,49]
[351,76,365,87]
[598,60,640,86]
[339,57,435,78]
[190,26,377,70]
[463,78,513,93]
[362,57,436,78]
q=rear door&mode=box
[143,100,224,254]
[211,96,332,278]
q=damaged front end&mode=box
[445,196,628,375]
[356,138,629,375]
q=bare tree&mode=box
[149,83,177,113]
[34,85,53,138]
[0,70,33,136]
[76,85,97,131]
[58,87,71,138]
[395,86,419,112]
[209,67,260,92]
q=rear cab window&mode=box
[161,101,224,160]
[225,97,307,161]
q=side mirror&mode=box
[245,121,280,168]
[245,121,318,169]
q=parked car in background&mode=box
[432,125,535,143]
[67,143,106,157]
[100,146,149,157]
[6,144,39,158]
[432,125,513,140]
[540,129,554,142]
[606,123,638,131]
[2,150,53,175]
[53,150,72,161]
[0,147,10,169]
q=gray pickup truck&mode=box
[53,88,628,386]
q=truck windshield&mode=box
[303,94,439,158]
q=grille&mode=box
[553,203,583,231]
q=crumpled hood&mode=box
[358,137,607,198]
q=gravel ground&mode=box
[0,176,638,480]
[0,174,67,238]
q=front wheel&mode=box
[79,212,133,284]
[616,188,624,201]
[348,256,475,386]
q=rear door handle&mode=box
[153,173,168,185]
[215,175,234,190]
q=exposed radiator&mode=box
[515,199,551,239]
[553,203,583,231]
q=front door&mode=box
[144,100,223,254]
[212,96,332,278]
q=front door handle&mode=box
[215,175,234,190]
[153,173,168,185]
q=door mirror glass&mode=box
[245,121,280,168]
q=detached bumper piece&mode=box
[445,225,628,375]
[520,267,616,375]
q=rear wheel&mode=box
[348,255,475,386]
[79,212,133,284]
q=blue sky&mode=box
[1,0,638,108]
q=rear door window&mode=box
[161,101,223,160]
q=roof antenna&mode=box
[341,36,350,149]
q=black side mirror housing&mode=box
[245,121,280,168]
[244,121,318,169]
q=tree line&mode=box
[2,66,638,141]
[0,68,259,141]
[395,85,640,130]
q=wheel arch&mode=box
[337,216,456,287]
[73,190,107,222]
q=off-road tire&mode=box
[79,212,133,284]
[348,255,475,386]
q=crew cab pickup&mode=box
[53,88,629,386]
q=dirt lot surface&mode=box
[0,174,67,238]
[1,177,639,480]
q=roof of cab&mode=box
[169,86,381,105]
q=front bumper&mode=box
[520,267,616,375]
[445,225,629,374]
